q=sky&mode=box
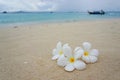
[0,0,120,12]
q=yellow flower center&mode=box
[84,51,89,56]
[59,50,63,55]
[69,57,75,63]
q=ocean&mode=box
[0,12,120,25]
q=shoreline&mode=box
[0,18,120,28]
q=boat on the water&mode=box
[2,11,7,14]
[88,10,105,15]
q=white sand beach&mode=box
[0,19,120,80]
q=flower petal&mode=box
[74,60,86,70]
[83,42,91,50]
[74,49,84,59]
[89,56,98,63]
[63,46,72,57]
[65,64,75,71]
[56,42,62,50]
[74,47,82,53]
[82,56,90,63]
[63,43,69,48]
[57,55,67,67]
[52,55,59,60]
[90,49,99,57]
[52,48,57,55]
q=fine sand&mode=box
[0,19,120,80]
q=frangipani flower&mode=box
[52,42,68,60]
[57,46,86,72]
[81,42,99,63]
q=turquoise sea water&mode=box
[0,12,120,25]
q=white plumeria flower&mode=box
[57,46,86,72]
[52,42,68,60]
[80,42,99,63]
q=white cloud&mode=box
[0,0,54,11]
[0,0,120,12]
